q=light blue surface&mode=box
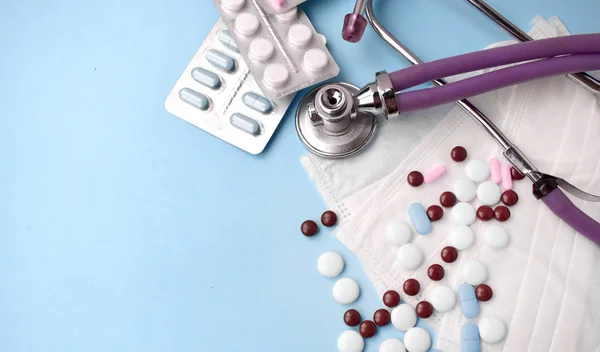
[1,1,599,351]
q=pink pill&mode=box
[490,158,502,184]
[424,166,447,184]
[275,0,285,7]
[501,164,513,190]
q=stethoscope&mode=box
[295,0,600,243]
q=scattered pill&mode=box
[235,12,260,36]
[416,301,434,318]
[440,191,457,207]
[191,67,221,89]
[408,203,432,235]
[359,320,377,338]
[463,260,488,286]
[465,160,491,182]
[397,243,424,270]
[489,158,502,184]
[449,225,474,250]
[501,190,519,206]
[424,165,447,184]
[344,309,361,327]
[303,48,329,73]
[317,251,344,278]
[494,206,511,222]
[242,92,272,113]
[222,0,245,12]
[453,179,477,202]
[501,164,513,190]
[275,6,298,22]
[451,203,477,226]
[263,63,290,88]
[338,330,365,352]
[288,23,313,47]
[383,290,401,307]
[427,264,445,281]
[403,279,420,296]
[230,113,260,135]
[379,338,406,352]
[441,246,458,263]
[386,221,412,246]
[477,181,502,205]
[403,327,431,352]
[478,317,506,343]
[218,29,239,52]
[321,210,338,227]
[333,278,360,305]
[206,49,236,73]
[428,285,456,312]
[461,322,481,352]
[475,284,493,301]
[248,37,274,62]
[426,205,444,221]
[407,171,424,187]
[301,220,318,236]
[373,309,391,326]
[458,283,480,319]
[511,167,525,180]
[484,225,509,249]
[179,88,209,111]
[391,304,417,331]
[451,146,468,162]
[476,206,494,221]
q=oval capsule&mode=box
[179,88,209,111]
[230,113,260,135]
[461,322,481,352]
[191,67,221,89]
[458,283,480,319]
[242,92,272,113]
[218,29,239,52]
[408,203,432,235]
[206,49,236,73]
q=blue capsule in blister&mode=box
[218,29,239,52]
[230,113,261,136]
[206,49,235,73]
[242,92,272,114]
[192,67,221,89]
[179,88,209,111]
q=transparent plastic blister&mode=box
[165,19,294,155]
[255,0,308,14]
[213,0,340,99]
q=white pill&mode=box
[221,0,245,12]
[453,179,477,202]
[478,317,507,343]
[235,13,260,36]
[449,225,475,250]
[396,243,423,270]
[465,159,491,183]
[317,252,345,278]
[263,63,290,88]
[275,6,298,22]
[338,330,365,352]
[333,278,360,304]
[303,48,329,73]
[428,285,456,312]
[288,23,313,47]
[391,304,417,331]
[463,260,488,285]
[379,338,406,352]
[451,202,476,225]
[386,221,412,246]
[403,327,431,352]
[484,225,509,248]
[477,181,502,205]
[248,38,274,62]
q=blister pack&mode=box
[212,0,340,99]
[165,19,294,155]
[255,0,308,14]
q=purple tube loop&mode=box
[542,188,600,245]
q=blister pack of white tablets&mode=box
[255,0,307,14]
[165,19,294,155]
[212,0,340,99]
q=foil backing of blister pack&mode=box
[256,0,308,14]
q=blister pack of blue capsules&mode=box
[165,19,294,155]
[255,0,308,14]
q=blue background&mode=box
[1,1,599,351]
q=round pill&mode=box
[441,246,458,263]
[415,301,434,318]
[403,327,431,352]
[484,225,509,248]
[317,251,345,278]
[288,23,313,47]
[303,48,329,73]
[428,285,456,312]
[451,203,477,226]
[511,167,525,180]
[451,146,468,162]
[463,260,488,285]
[449,225,474,250]
[403,279,420,296]
[385,221,412,246]
[321,210,338,227]
[478,317,507,343]
[333,278,360,305]
[453,179,477,202]
[407,171,424,187]
[359,320,377,338]
[275,6,297,22]
[374,309,391,326]
[379,338,406,352]
[465,160,491,182]
[263,63,290,88]
[383,290,401,307]
[248,38,274,62]
[440,191,457,208]
[235,13,259,36]
[477,205,494,221]
[427,264,445,281]
[501,190,519,206]
[338,330,365,352]
[477,181,502,205]
[344,309,362,327]
[397,243,424,270]
[222,0,245,12]
[426,205,443,221]
[475,284,494,301]
[301,220,318,236]
[391,304,417,331]
[494,206,511,222]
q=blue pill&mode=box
[461,322,481,352]
[179,88,209,111]
[218,29,239,52]
[242,92,272,113]
[191,67,221,89]
[408,203,432,234]
[458,283,480,319]
[206,49,235,73]
[230,113,261,136]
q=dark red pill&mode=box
[301,220,318,236]
[511,167,525,180]
[416,301,434,318]
[501,190,519,206]
[426,205,444,221]
[403,279,420,296]
[477,206,494,221]
[427,264,445,281]
[494,206,511,222]
[407,171,424,187]
[373,309,391,326]
[475,284,494,302]
[321,211,338,227]
[359,320,377,338]
[441,246,458,263]
[383,290,401,307]
[440,192,457,208]
[344,309,361,327]
[451,146,468,162]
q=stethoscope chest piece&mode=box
[295,82,377,159]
